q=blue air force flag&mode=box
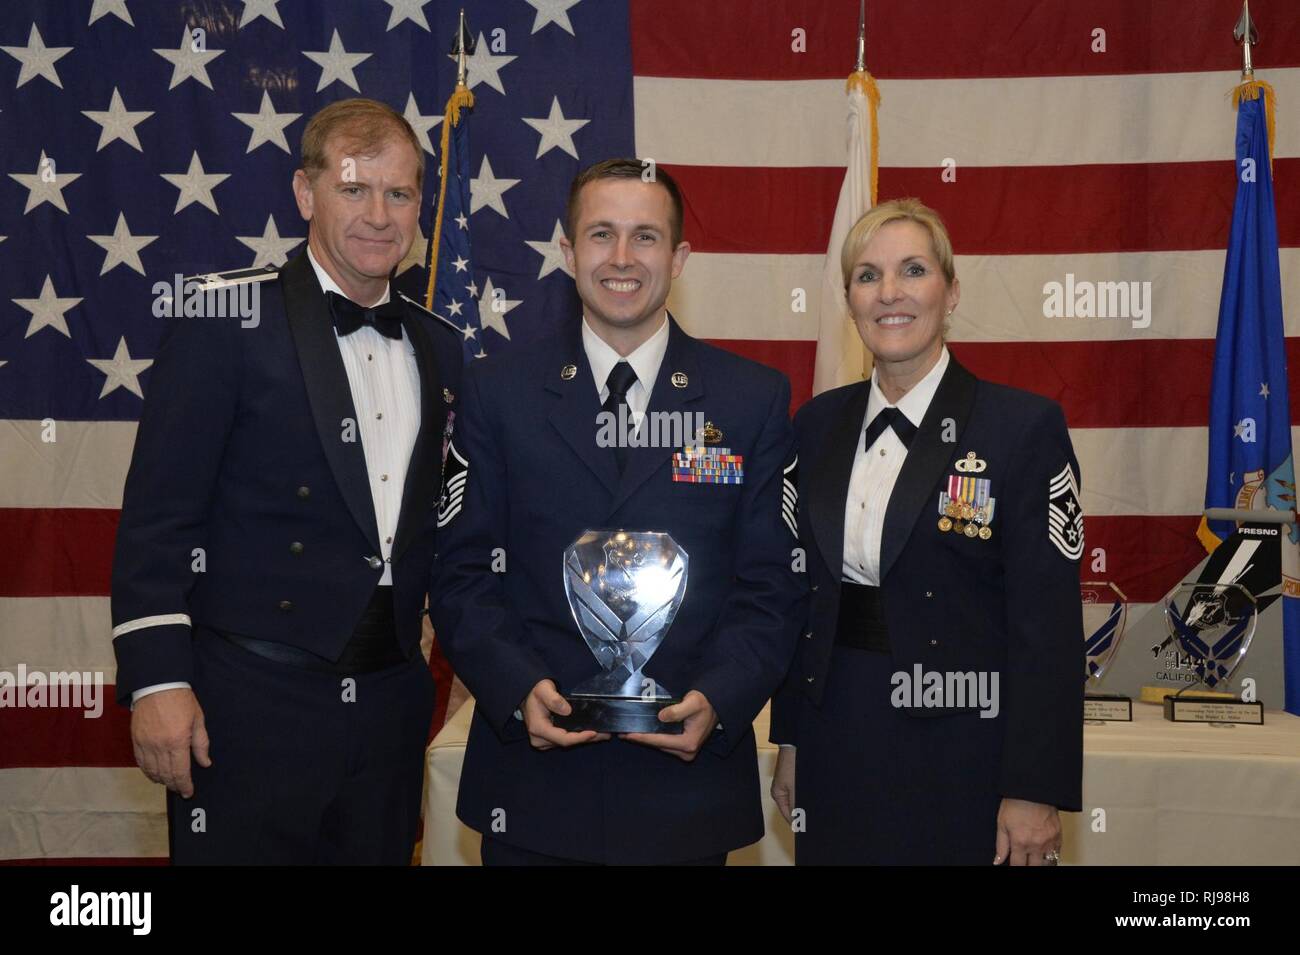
[1200,84,1299,715]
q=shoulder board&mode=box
[398,292,464,335]
[183,264,281,290]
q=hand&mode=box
[131,687,211,798]
[771,746,796,824]
[993,797,1061,865]
[522,679,610,750]
[621,690,717,762]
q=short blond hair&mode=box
[300,98,425,190]
[840,197,956,289]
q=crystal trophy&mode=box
[1083,580,1131,721]
[552,530,688,734]
[1161,581,1264,724]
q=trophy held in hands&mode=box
[553,530,689,735]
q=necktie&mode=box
[328,290,404,340]
[602,361,638,473]
[862,406,917,452]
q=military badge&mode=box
[937,474,996,538]
[437,438,468,527]
[441,411,456,467]
[1048,462,1084,560]
[672,445,743,484]
[781,455,798,537]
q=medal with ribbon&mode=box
[938,474,996,539]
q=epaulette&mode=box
[183,264,281,290]
[398,291,465,335]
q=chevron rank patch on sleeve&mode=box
[1048,462,1084,561]
[782,454,798,537]
[437,438,468,528]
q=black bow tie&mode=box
[327,291,405,340]
[863,406,917,451]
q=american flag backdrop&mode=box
[1,0,1298,863]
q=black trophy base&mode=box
[1084,693,1132,722]
[1163,694,1264,725]
[553,695,684,734]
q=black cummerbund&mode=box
[834,581,891,653]
[335,584,403,671]
[219,586,407,675]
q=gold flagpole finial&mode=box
[1233,0,1258,79]
[453,8,473,88]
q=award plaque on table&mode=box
[1161,581,1265,725]
[552,530,688,735]
[1083,581,1132,722]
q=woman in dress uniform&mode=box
[770,198,1084,865]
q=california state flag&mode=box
[812,71,880,395]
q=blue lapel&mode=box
[544,320,622,498]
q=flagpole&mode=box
[852,0,878,382]
[849,0,878,206]
[855,0,865,73]
[1201,2,1299,714]
[1231,0,1274,171]
[426,10,476,309]
[1235,0,1254,78]
[811,1,881,393]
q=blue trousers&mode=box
[167,628,434,865]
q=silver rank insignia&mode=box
[437,438,468,528]
[782,455,799,537]
[1048,462,1084,560]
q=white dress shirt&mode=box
[842,347,950,585]
[308,247,422,587]
[131,251,422,706]
[777,350,950,746]
[582,311,670,423]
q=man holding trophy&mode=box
[431,159,805,865]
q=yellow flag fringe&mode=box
[425,85,475,310]
[847,70,881,205]
[1232,78,1276,175]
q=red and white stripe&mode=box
[4,0,1300,862]
[637,0,1300,751]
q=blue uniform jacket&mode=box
[770,355,1084,811]
[110,251,463,705]
[431,315,806,863]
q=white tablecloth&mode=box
[423,700,1300,865]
